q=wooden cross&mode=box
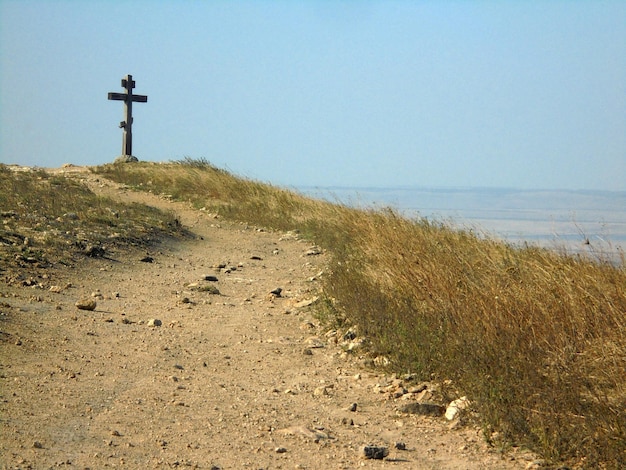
[107,74,148,157]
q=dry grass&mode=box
[323,208,626,468]
[0,164,186,283]
[92,159,625,468]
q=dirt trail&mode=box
[1,167,537,469]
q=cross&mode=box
[107,74,148,158]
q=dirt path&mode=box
[1,168,538,469]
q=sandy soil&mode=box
[1,168,538,469]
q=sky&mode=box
[1,1,625,191]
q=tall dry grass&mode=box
[94,160,626,468]
[323,208,626,468]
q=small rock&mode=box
[362,445,389,460]
[140,256,154,263]
[348,403,357,412]
[275,447,287,454]
[313,386,329,397]
[445,396,470,420]
[147,318,162,327]
[343,328,357,340]
[395,442,407,450]
[203,275,219,282]
[408,383,428,394]
[306,246,322,256]
[33,441,44,449]
[84,245,105,257]
[303,348,313,356]
[75,298,97,311]
[269,287,282,297]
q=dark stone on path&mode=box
[84,245,106,258]
[362,445,389,460]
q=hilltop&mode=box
[0,165,537,469]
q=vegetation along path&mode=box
[0,166,542,469]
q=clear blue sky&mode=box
[1,1,625,191]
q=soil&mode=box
[1,167,538,469]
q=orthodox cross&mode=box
[107,74,148,158]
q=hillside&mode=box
[1,164,538,469]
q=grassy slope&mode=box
[6,160,624,468]
[0,165,186,284]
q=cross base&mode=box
[114,155,139,163]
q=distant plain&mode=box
[300,186,626,264]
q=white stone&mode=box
[445,396,469,420]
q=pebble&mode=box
[75,298,97,311]
[269,287,282,297]
[305,246,322,256]
[313,386,329,397]
[147,318,162,327]
[362,445,389,460]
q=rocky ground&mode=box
[0,168,540,469]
